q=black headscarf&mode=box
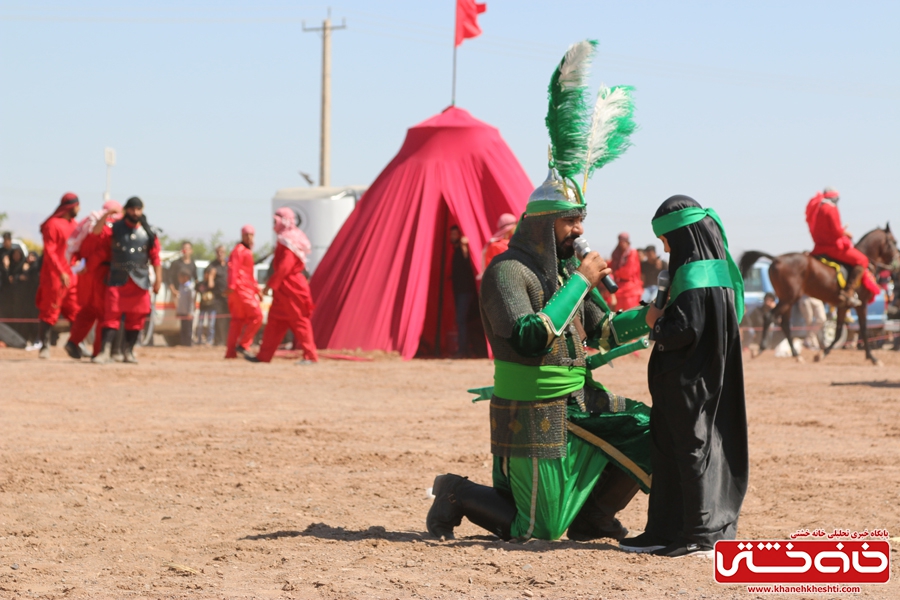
[124,196,157,245]
[653,195,725,278]
[644,194,748,550]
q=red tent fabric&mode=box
[310,106,533,359]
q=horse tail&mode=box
[739,251,777,278]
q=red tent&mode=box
[310,106,533,359]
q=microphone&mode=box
[573,237,619,293]
[655,269,670,309]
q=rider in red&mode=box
[805,187,869,306]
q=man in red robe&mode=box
[35,192,81,358]
[609,232,642,311]
[93,197,162,364]
[249,208,318,364]
[224,225,263,358]
[481,213,517,273]
[64,200,122,359]
[805,187,872,306]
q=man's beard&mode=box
[125,214,140,225]
[557,235,578,260]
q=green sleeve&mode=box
[538,272,590,336]
[509,313,553,358]
[610,305,651,345]
[585,305,651,351]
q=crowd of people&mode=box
[0,233,42,345]
[4,181,894,560]
[1,198,673,362]
[0,193,319,365]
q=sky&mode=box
[1,0,898,257]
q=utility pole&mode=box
[303,10,346,188]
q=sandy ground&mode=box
[1,340,899,600]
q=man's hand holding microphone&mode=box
[574,237,618,293]
[574,237,613,291]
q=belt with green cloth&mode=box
[468,346,647,403]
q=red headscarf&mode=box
[273,207,312,264]
[41,192,80,230]
[805,188,840,230]
[610,232,633,270]
[490,213,517,242]
[67,200,122,260]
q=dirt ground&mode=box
[1,340,898,600]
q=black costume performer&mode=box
[621,195,748,558]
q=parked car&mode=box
[741,259,808,348]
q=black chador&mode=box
[622,195,748,558]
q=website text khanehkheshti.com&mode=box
[746,584,862,594]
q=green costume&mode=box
[481,174,652,540]
[426,39,648,543]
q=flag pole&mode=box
[451,44,457,106]
[451,0,458,107]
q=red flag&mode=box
[455,0,487,46]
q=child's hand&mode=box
[645,303,664,328]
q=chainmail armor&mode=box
[482,207,605,458]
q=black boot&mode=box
[64,339,83,360]
[567,466,640,541]
[37,320,52,359]
[426,474,517,541]
[111,326,125,362]
[91,328,118,364]
[123,330,140,364]
[840,266,865,308]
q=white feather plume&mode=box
[557,40,595,91]
[584,84,634,170]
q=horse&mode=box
[739,224,898,365]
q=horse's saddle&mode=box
[812,255,848,288]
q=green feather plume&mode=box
[545,40,639,199]
[545,40,596,181]
[583,84,637,185]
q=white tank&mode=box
[271,185,367,274]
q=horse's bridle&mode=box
[873,234,900,272]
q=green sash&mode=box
[668,259,735,304]
[493,360,586,401]
[651,206,744,321]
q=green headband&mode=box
[651,206,744,321]
[525,199,586,215]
